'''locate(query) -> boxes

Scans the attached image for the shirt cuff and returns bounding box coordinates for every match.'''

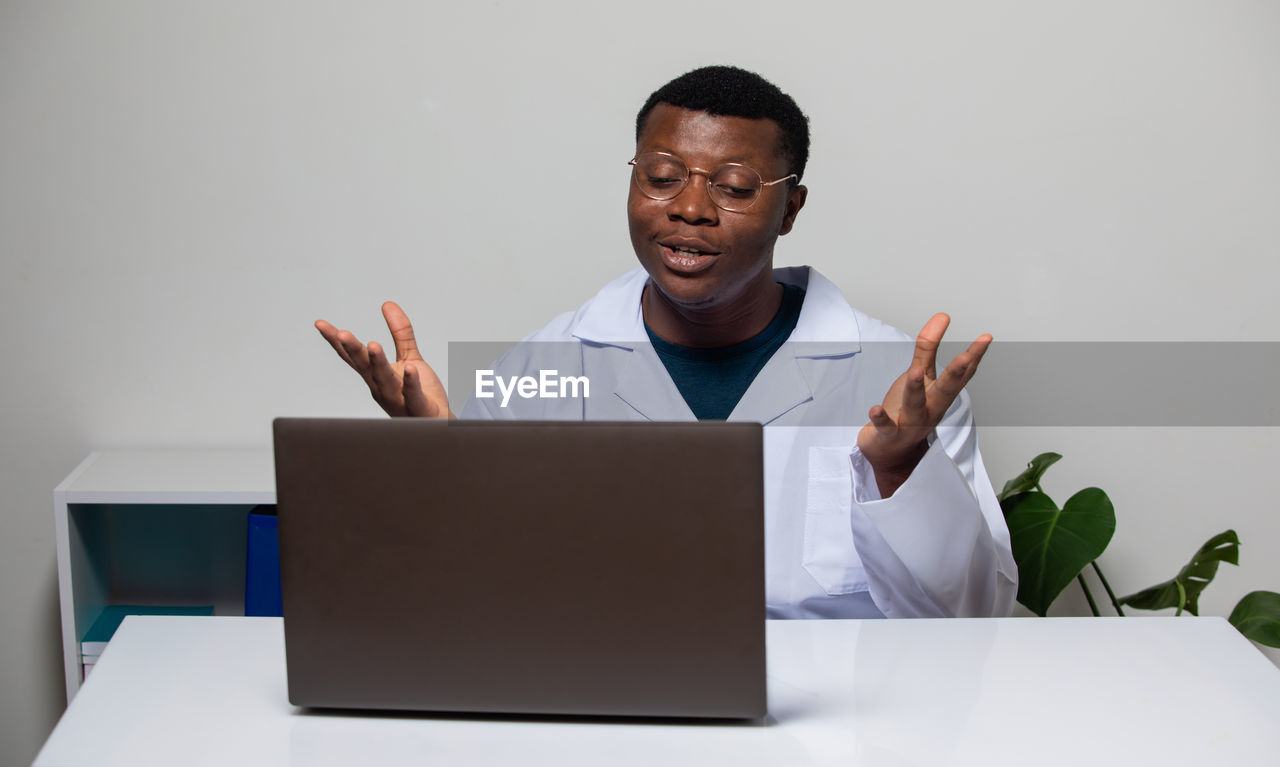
[849,432,940,505]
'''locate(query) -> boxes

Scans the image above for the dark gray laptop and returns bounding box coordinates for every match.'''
[272,418,765,718]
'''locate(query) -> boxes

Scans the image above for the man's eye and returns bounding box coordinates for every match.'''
[647,176,681,186]
[714,184,755,198]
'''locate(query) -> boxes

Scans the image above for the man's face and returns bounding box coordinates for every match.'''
[627,104,807,315]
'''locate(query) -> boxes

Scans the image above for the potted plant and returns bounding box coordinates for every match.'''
[999,452,1280,647]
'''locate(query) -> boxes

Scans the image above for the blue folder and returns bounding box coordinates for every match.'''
[245,507,282,617]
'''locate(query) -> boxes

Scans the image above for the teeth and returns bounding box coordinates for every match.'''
[669,250,707,268]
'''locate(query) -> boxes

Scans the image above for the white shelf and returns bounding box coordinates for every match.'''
[53,449,276,702]
[57,449,275,503]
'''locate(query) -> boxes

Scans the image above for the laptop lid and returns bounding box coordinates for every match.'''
[272,418,765,718]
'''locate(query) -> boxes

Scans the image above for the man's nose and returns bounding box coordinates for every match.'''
[666,171,719,225]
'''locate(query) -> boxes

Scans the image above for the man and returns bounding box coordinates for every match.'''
[317,66,1017,619]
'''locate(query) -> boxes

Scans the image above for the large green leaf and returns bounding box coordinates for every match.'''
[1118,530,1240,615]
[997,453,1062,504]
[1229,591,1280,648]
[1002,487,1115,616]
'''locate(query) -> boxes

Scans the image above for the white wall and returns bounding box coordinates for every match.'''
[3,1,1278,761]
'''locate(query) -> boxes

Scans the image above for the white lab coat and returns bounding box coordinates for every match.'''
[459,266,1017,618]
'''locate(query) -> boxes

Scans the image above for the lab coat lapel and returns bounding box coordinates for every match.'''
[611,344,696,421]
[570,268,694,421]
[728,352,814,425]
[729,267,863,425]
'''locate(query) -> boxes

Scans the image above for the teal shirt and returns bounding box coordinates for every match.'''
[644,283,806,420]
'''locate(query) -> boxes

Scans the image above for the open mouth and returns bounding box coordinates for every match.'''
[660,245,719,275]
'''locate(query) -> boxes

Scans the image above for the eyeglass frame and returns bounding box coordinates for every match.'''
[627,151,799,212]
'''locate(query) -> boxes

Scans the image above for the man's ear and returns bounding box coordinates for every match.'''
[778,184,808,236]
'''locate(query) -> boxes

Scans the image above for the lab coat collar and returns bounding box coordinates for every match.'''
[570,265,863,354]
[569,268,648,350]
[773,266,863,356]
[571,265,863,424]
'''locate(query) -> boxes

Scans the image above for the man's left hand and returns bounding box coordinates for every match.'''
[857,313,991,497]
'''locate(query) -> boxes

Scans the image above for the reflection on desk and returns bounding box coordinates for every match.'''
[35,615,1280,766]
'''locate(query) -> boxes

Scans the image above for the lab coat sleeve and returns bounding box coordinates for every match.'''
[846,391,1018,618]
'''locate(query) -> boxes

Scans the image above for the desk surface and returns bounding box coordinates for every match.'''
[35,616,1280,767]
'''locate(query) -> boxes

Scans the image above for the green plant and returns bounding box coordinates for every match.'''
[998,452,1280,648]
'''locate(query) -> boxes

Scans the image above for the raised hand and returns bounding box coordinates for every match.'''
[857,313,990,497]
[315,301,453,418]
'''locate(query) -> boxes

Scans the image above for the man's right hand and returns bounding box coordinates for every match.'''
[315,301,453,418]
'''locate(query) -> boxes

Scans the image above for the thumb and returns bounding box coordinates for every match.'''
[381,301,423,361]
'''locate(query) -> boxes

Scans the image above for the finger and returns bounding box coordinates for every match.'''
[382,301,423,362]
[933,352,973,404]
[402,366,432,417]
[931,334,993,410]
[911,313,951,381]
[961,334,992,380]
[315,318,338,340]
[315,320,357,367]
[325,326,375,376]
[867,404,897,435]
[367,341,402,403]
[898,367,929,427]
[940,333,993,391]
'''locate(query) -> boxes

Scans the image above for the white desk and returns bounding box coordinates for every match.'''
[35,616,1280,766]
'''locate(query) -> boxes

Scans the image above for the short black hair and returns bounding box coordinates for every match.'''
[635,65,810,182]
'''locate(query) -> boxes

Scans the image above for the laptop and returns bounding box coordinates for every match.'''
[272,418,766,719]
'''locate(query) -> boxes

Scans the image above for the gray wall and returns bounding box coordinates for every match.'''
[3,1,1278,762]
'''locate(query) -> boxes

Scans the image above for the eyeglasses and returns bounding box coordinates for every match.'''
[628,152,798,212]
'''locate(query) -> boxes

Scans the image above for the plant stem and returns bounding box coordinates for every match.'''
[1077,573,1101,617]
[1090,561,1125,616]
[1175,580,1186,617]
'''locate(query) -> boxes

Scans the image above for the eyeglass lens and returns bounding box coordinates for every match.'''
[631,153,764,212]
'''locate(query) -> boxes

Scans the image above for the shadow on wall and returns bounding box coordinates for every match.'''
[43,559,67,711]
